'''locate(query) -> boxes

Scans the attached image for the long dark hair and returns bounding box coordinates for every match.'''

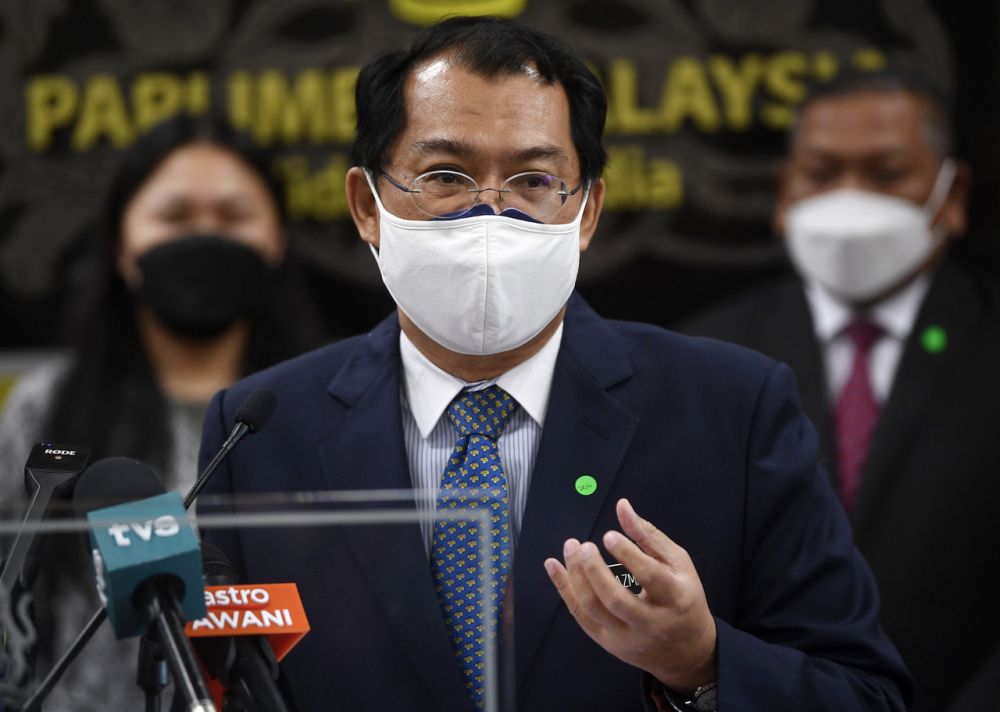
[43,114,329,472]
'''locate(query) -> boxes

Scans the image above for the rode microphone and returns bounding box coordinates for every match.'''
[184,389,276,509]
[0,444,90,597]
[77,457,214,712]
[2,445,89,704]
[185,543,309,712]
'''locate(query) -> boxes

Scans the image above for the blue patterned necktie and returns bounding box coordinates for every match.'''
[430,385,517,710]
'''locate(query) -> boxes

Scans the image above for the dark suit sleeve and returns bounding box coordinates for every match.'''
[713,363,913,711]
[195,388,247,580]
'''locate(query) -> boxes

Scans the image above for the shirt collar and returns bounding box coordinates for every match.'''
[804,273,932,343]
[399,323,564,439]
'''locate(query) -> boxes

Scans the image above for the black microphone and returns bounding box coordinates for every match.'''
[2,445,89,705]
[71,455,167,509]
[193,543,292,712]
[73,457,215,712]
[20,389,276,710]
[0,444,91,597]
[184,389,276,509]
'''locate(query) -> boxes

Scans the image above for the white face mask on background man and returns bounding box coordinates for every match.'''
[365,172,588,356]
[785,158,957,303]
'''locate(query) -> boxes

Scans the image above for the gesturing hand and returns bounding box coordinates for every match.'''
[543,498,717,694]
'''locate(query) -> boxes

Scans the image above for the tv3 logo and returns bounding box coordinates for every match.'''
[106,516,181,547]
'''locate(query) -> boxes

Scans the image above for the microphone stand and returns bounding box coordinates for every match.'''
[134,579,214,712]
[137,634,169,712]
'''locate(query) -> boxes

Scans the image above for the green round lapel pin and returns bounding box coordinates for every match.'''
[575,475,597,496]
[920,325,947,354]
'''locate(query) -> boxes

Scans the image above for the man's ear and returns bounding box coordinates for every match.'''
[578,177,605,252]
[346,166,381,249]
[938,159,972,241]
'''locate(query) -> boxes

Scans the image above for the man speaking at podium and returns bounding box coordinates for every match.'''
[199,16,912,711]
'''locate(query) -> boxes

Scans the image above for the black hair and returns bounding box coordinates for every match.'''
[351,15,608,183]
[43,114,329,473]
[794,68,954,157]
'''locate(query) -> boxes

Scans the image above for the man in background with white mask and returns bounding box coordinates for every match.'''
[685,70,1000,710]
[199,19,911,711]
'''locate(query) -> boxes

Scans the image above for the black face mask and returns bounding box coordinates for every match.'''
[135,233,273,339]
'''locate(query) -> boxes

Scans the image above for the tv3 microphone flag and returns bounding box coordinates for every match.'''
[87,491,205,638]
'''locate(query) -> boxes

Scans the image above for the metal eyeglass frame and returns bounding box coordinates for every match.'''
[380,169,585,219]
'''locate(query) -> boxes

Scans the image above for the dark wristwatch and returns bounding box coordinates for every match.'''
[661,682,717,712]
[686,683,717,711]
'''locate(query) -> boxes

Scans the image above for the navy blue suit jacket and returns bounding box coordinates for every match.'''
[199,295,912,711]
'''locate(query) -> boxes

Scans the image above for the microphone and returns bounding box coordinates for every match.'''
[1,444,89,702]
[76,457,214,712]
[0,444,91,597]
[77,459,203,635]
[185,543,309,712]
[19,389,276,709]
[184,389,276,509]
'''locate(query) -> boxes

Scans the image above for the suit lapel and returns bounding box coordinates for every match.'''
[316,313,472,709]
[513,296,639,689]
[853,259,981,539]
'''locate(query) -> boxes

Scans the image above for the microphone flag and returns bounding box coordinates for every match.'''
[86,492,205,638]
[186,583,309,708]
[186,583,310,661]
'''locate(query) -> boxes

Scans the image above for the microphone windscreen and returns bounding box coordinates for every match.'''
[234,388,277,433]
[72,456,164,517]
[200,542,236,586]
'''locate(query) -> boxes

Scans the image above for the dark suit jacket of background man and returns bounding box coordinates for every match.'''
[683,255,1000,711]
[199,295,911,712]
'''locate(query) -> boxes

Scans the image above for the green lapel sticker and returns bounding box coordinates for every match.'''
[921,326,947,354]
[575,475,597,496]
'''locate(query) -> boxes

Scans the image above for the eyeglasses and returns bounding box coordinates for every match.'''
[381,169,585,220]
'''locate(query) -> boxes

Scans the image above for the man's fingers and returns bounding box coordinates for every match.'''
[617,498,688,569]
[603,529,684,607]
[576,539,648,627]
[550,540,626,637]
[544,557,575,606]
[564,541,618,626]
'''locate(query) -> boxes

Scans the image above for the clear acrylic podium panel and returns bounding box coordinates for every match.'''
[0,489,507,712]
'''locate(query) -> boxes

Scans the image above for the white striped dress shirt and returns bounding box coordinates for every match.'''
[399,324,563,556]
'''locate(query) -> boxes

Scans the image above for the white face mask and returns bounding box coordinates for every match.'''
[365,172,588,356]
[785,159,956,303]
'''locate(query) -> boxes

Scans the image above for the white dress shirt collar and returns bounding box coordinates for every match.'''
[804,274,932,343]
[399,322,564,439]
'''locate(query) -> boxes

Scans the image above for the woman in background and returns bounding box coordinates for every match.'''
[0,114,329,709]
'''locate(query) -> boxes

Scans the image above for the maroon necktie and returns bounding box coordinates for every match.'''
[833,319,883,513]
